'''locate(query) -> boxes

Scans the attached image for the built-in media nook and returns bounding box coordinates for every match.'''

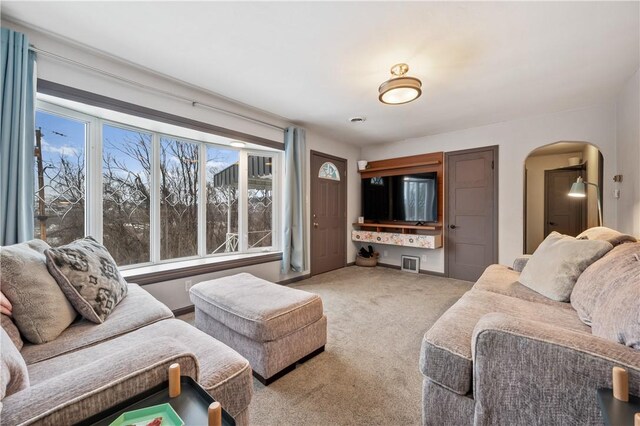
[353,152,444,249]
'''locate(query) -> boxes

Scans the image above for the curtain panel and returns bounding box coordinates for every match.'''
[1,28,36,246]
[282,127,307,273]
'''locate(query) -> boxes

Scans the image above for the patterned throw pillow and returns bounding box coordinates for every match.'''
[45,237,128,324]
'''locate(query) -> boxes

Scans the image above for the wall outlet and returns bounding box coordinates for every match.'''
[184,280,193,292]
[421,254,428,263]
[614,189,621,199]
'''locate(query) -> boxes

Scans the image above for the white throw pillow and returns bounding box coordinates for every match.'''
[519,232,613,302]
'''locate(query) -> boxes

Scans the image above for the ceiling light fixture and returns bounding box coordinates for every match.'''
[230,141,246,148]
[378,63,422,105]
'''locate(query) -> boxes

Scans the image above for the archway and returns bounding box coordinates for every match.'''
[523,141,604,254]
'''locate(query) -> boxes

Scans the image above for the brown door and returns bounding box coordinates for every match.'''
[544,169,586,237]
[310,151,347,276]
[446,147,498,282]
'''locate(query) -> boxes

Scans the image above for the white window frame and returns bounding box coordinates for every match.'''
[35,99,282,270]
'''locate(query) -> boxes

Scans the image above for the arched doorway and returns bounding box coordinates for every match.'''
[523,142,604,253]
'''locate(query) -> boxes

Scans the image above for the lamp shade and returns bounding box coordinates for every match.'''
[568,177,586,197]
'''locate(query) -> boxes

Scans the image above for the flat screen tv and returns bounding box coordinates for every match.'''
[362,172,437,223]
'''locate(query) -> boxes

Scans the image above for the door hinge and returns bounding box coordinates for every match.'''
[491,160,494,170]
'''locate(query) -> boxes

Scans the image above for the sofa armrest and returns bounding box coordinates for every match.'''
[511,255,532,272]
[2,337,199,425]
[471,313,640,426]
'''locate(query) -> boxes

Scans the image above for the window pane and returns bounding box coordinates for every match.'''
[34,111,86,246]
[247,154,273,248]
[160,137,199,259]
[206,147,239,254]
[102,125,152,266]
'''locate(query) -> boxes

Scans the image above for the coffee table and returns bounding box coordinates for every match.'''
[78,376,235,426]
[596,388,640,426]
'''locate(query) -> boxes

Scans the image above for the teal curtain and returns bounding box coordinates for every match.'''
[282,127,307,273]
[1,28,36,245]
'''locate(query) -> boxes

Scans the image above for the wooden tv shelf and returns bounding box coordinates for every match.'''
[353,223,442,233]
[358,160,441,174]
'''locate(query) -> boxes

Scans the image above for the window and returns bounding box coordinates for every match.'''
[102,124,152,266]
[34,111,87,246]
[247,154,273,249]
[160,137,199,260]
[318,161,340,181]
[206,146,239,254]
[34,99,280,268]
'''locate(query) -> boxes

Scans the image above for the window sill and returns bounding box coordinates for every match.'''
[121,252,283,285]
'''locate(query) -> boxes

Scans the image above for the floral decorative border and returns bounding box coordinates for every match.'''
[351,231,442,249]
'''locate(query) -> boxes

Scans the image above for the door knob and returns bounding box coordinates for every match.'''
[449,224,457,229]
[313,222,319,228]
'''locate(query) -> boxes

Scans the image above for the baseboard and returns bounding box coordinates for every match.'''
[278,274,311,285]
[172,305,194,317]
[346,262,356,266]
[376,262,446,277]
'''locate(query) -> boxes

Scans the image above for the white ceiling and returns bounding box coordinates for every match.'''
[3,2,639,146]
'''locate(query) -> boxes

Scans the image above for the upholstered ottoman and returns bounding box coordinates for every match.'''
[190,273,327,385]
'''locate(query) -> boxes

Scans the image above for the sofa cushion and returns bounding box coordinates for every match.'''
[1,314,23,351]
[571,242,640,325]
[1,328,29,400]
[46,236,128,324]
[589,248,640,348]
[190,272,323,342]
[21,284,172,365]
[27,319,252,418]
[519,232,612,302]
[576,226,637,247]
[473,264,568,306]
[420,289,590,395]
[0,239,78,344]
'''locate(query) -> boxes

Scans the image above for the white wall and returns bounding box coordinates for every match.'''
[3,19,360,308]
[615,69,640,236]
[361,104,618,270]
[524,151,583,253]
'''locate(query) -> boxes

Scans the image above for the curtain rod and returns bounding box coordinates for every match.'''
[29,45,287,132]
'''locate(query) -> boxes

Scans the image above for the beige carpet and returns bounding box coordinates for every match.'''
[181,266,472,425]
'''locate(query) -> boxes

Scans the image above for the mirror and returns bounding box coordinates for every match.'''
[524,142,604,254]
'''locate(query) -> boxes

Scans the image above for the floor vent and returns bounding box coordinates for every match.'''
[401,255,420,273]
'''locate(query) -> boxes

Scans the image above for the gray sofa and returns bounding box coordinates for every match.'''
[420,231,640,425]
[1,284,253,425]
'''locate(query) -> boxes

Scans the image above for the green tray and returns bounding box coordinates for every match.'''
[109,403,184,426]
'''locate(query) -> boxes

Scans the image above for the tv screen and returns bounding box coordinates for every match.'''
[362,172,437,223]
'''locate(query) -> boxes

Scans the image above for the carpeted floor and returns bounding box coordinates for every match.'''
[180,266,472,426]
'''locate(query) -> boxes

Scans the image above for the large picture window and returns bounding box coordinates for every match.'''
[34,100,280,269]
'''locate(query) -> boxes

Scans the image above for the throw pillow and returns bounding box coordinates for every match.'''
[1,327,30,400]
[519,232,613,302]
[0,240,77,344]
[571,242,640,325]
[45,237,128,324]
[1,314,23,351]
[590,255,640,348]
[576,226,637,247]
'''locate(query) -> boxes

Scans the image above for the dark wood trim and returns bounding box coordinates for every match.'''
[127,252,282,285]
[310,150,348,276]
[277,274,311,285]
[375,262,446,277]
[444,145,499,278]
[37,79,284,151]
[172,305,194,317]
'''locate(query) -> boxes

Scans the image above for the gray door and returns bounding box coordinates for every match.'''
[446,147,498,282]
[310,151,347,276]
[544,169,586,237]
